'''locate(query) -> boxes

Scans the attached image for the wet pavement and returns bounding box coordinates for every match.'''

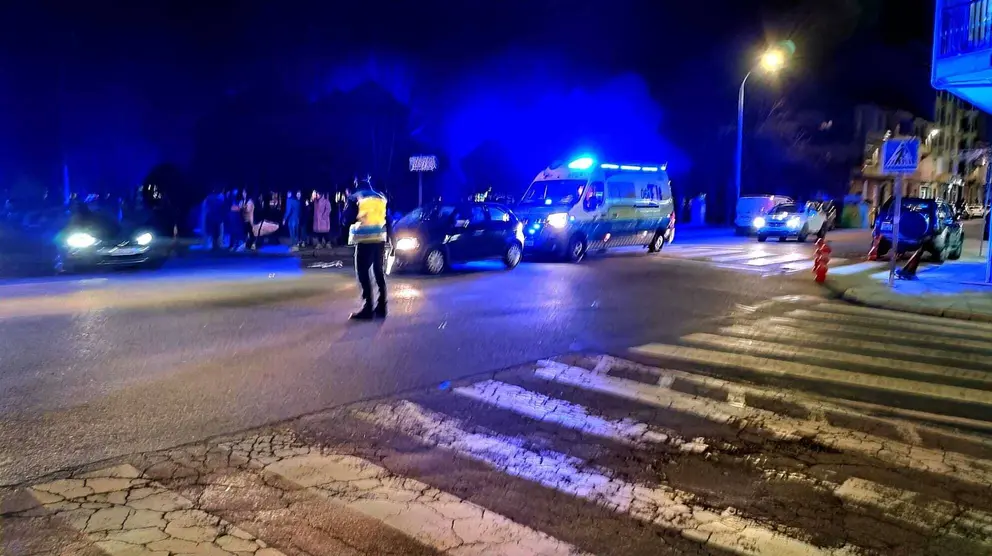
[1,239,991,555]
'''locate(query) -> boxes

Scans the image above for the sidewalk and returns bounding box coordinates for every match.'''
[824,239,992,321]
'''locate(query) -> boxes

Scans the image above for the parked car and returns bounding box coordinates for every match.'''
[753,201,827,242]
[873,197,963,262]
[964,204,988,219]
[735,195,793,235]
[389,202,525,275]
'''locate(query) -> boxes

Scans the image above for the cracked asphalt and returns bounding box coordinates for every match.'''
[1,241,991,555]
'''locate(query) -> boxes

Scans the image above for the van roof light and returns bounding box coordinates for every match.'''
[567,156,595,170]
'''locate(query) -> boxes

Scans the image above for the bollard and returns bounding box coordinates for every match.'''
[866,234,881,261]
[813,238,831,283]
[895,246,925,280]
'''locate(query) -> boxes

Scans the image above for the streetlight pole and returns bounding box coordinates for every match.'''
[734,71,752,210]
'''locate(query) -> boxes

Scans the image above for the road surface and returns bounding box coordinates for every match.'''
[1,226,990,555]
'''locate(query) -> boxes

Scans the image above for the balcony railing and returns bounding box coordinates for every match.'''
[938,0,992,57]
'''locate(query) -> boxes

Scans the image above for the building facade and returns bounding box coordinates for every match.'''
[851,94,988,208]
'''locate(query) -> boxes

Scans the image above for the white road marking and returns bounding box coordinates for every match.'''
[681,333,992,386]
[718,323,992,368]
[823,261,888,275]
[534,360,992,485]
[29,464,281,555]
[355,400,840,556]
[265,453,583,556]
[664,247,743,258]
[630,343,992,408]
[453,380,706,451]
[835,478,992,542]
[762,316,992,354]
[707,251,774,263]
[811,302,992,332]
[786,309,992,341]
[745,253,810,266]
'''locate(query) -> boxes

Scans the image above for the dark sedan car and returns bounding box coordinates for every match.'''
[389,202,525,274]
[873,197,963,262]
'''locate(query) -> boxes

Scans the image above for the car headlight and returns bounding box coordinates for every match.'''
[395,237,419,251]
[752,216,766,228]
[787,216,801,229]
[546,212,569,229]
[66,232,98,249]
[134,232,153,246]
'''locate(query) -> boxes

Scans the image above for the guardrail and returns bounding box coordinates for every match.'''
[938,0,992,57]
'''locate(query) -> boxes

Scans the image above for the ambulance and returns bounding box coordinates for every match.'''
[516,156,675,262]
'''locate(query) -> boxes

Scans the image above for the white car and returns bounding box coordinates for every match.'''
[753,201,827,242]
[964,204,987,219]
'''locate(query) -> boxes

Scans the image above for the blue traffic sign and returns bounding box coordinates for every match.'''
[881,138,920,174]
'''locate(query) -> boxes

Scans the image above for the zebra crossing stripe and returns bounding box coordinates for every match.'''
[786,309,992,341]
[534,360,992,485]
[665,247,743,258]
[707,251,774,263]
[812,302,992,332]
[264,452,583,556]
[821,260,887,275]
[717,324,992,369]
[28,464,282,555]
[354,400,841,556]
[630,343,992,408]
[744,253,810,266]
[681,333,992,386]
[834,478,992,541]
[763,316,992,354]
[453,379,707,452]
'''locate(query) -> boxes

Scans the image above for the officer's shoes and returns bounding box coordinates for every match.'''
[349,307,375,321]
[374,304,387,319]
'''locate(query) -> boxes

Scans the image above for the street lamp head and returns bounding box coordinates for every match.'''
[759,48,786,72]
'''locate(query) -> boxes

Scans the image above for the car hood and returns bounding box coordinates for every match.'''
[513,206,567,222]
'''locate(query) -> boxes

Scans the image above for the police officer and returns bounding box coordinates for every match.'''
[344,175,394,320]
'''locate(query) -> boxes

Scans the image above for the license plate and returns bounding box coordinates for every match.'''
[880,222,892,231]
[110,247,144,256]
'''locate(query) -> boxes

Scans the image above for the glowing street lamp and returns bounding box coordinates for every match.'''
[734,43,793,218]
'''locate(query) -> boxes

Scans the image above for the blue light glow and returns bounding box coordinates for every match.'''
[641,166,659,172]
[600,163,620,169]
[620,165,641,171]
[567,157,595,170]
[544,198,553,205]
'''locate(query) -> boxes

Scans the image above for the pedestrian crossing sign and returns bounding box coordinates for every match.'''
[881,137,920,174]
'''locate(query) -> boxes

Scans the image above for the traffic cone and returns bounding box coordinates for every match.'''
[896,247,925,280]
[866,235,880,261]
[813,239,831,283]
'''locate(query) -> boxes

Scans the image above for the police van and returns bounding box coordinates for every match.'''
[516,156,675,262]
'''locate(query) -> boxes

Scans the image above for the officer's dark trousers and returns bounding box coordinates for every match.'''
[355,242,387,308]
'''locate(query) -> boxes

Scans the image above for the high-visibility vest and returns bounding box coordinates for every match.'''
[348,190,388,244]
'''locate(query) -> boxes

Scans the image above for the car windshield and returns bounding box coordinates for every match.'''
[768,204,798,214]
[520,179,586,206]
[397,205,456,226]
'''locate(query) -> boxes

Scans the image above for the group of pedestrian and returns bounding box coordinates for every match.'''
[202,188,352,251]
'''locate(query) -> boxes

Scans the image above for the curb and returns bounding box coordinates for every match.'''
[821,275,992,323]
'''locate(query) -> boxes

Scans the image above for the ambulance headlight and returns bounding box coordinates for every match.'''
[395,237,419,251]
[546,213,569,229]
[752,216,766,229]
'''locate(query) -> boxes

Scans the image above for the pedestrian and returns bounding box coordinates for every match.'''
[313,191,331,248]
[344,175,394,320]
[283,189,300,251]
[227,189,242,249]
[239,190,256,250]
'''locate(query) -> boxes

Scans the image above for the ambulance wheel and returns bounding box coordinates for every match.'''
[566,235,586,263]
[648,232,665,253]
[757,235,768,242]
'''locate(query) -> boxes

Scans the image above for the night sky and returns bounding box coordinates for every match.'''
[0,0,937,204]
